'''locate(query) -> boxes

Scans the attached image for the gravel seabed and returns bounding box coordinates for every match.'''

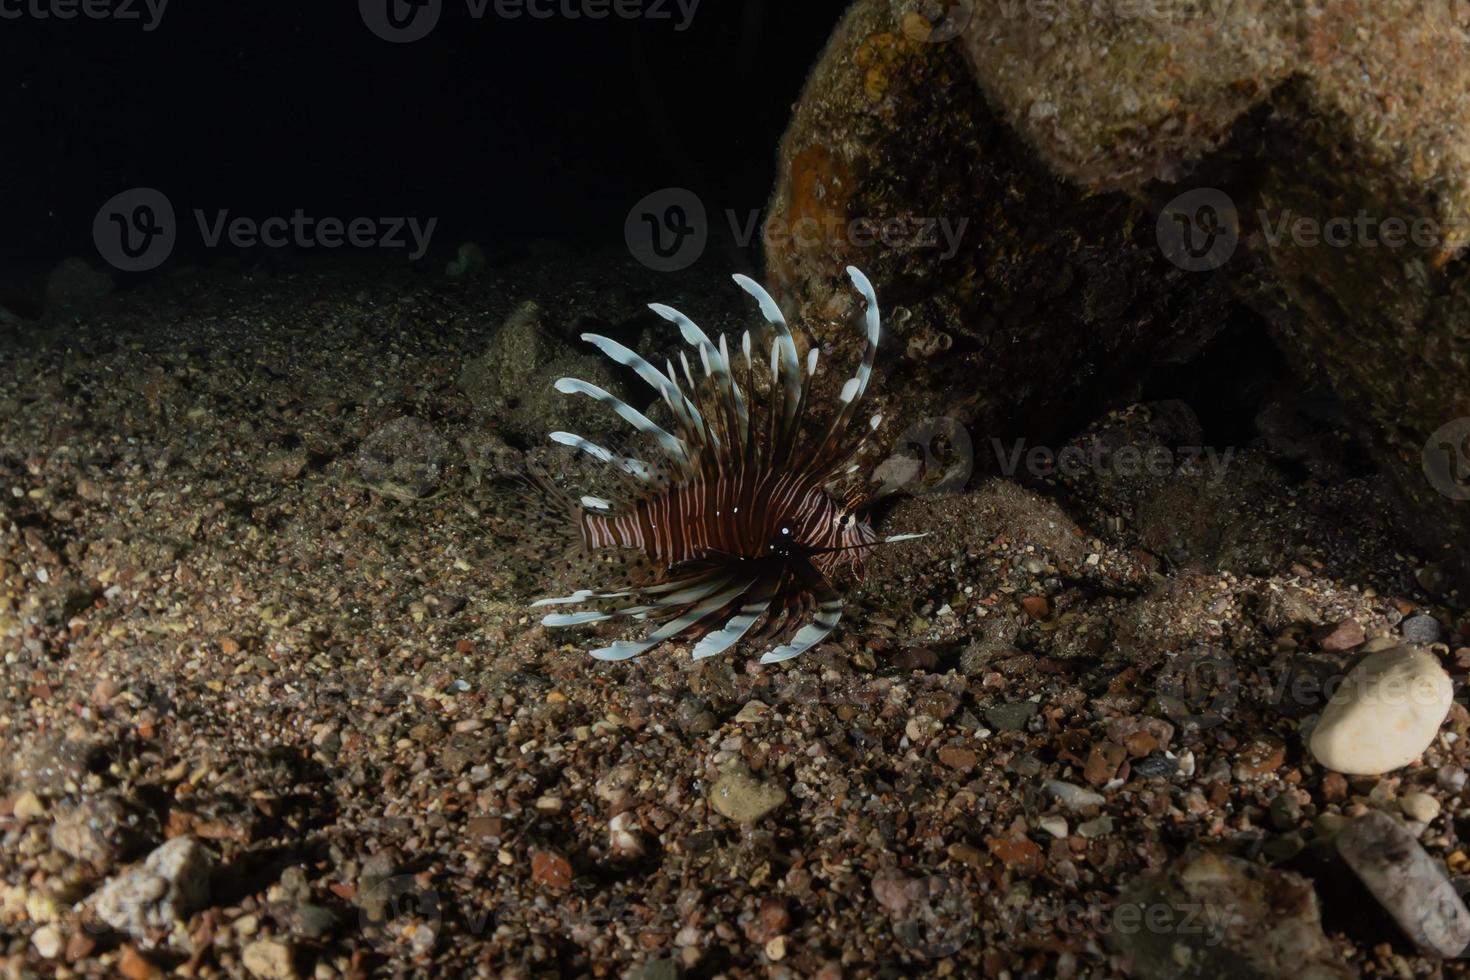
[2,251,1468,978]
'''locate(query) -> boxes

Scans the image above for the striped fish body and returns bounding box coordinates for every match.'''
[533,267,922,664]
[580,469,875,573]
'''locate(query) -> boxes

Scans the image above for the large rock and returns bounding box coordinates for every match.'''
[1109,851,1352,980]
[459,300,636,446]
[762,0,1236,449]
[1336,809,1470,958]
[771,0,1470,588]
[953,0,1470,587]
[1308,644,1453,776]
[93,835,212,941]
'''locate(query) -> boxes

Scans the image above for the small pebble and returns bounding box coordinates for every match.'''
[242,938,297,979]
[984,700,1038,732]
[1401,614,1441,644]
[1044,781,1106,811]
[1039,815,1069,838]
[12,791,45,821]
[709,771,786,823]
[1316,617,1365,652]
[1400,792,1442,824]
[31,924,63,959]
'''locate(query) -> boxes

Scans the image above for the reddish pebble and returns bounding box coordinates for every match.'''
[1234,736,1286,779]
[531,850,573,890]
[986,836,1045,875]
[892,646,939,671]
[1123,731,1158,758]
[1084,742,1127,787]
[1315,618,1365,652]
[1021,595,1051,620]
[938,746,978,771]
[118,945,161,980]
[745,898,790,942]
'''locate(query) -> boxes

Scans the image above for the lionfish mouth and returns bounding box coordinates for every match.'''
[529,266,926,664]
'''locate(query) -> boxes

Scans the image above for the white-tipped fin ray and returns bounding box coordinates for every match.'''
[691,579,777,660]
[548,431,652,481]
[760,597,843,664]
[554,377,688,462]
[733,273,802,434]
[591,577,756,661]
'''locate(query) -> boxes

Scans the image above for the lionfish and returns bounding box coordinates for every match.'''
[529,266,924,663]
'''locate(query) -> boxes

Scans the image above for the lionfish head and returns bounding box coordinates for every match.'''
[529,266,926,664]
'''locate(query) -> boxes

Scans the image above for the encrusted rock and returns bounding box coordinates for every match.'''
[774,0,1470,588]
[93,836,212,941]
[1110,851,1352,980]
[1337,810,1470,958]
[709,770,786,824]
[763,0,1235,453]
[459,300,634,443]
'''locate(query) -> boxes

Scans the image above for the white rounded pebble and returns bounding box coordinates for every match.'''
[1400,791,1442,824]
[31,924,63,959]
[1308,645,1453,776]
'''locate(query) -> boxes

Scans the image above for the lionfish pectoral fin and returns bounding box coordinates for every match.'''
[691,577,779,660]
[590,576,757,661]
[548,431,653,481]
[759,595,843,664]
[531,589,606,608]
[538,574,729,627]
[577,334,706,439]
[553,377,689,463]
